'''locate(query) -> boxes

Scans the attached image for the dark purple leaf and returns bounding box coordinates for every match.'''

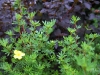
[40,9,47,13]
[54,29,61,36]
[89,13,95,20]
[74,5,81,12]
[94,1,100,4]
[84,2,91,9]
[65,5,71,10]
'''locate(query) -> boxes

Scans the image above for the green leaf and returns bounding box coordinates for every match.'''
[15,13,22,20]
[0,62,12,71]
[28,12,36,19]
[5,30,14,36]
[67,27,76,33]
[30,20,41,27]
[70,15,80,24]
[0,38,8,47]
[42,19,56,28]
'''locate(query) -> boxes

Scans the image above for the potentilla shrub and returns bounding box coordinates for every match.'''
[0,9,57,75]
[57,15,100,75]
[0,0,57,75]
[0,0,100,75]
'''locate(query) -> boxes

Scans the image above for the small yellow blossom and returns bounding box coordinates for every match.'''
[13,50,25,60]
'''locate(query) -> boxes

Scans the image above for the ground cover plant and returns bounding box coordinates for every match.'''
[0,0,100,75]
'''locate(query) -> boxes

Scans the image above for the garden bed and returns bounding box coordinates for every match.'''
[0,0,100,75]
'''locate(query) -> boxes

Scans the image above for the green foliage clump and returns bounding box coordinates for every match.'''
[0,0,56,75]
[0,10,57,74]
[0,0,100,75]
[57,15,100,75]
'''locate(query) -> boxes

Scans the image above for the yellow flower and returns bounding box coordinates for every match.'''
[13,50,25,60]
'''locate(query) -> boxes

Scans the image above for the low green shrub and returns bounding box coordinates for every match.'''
[0,0,100,75]
[57,15,100,75]
[0,9,57,74]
